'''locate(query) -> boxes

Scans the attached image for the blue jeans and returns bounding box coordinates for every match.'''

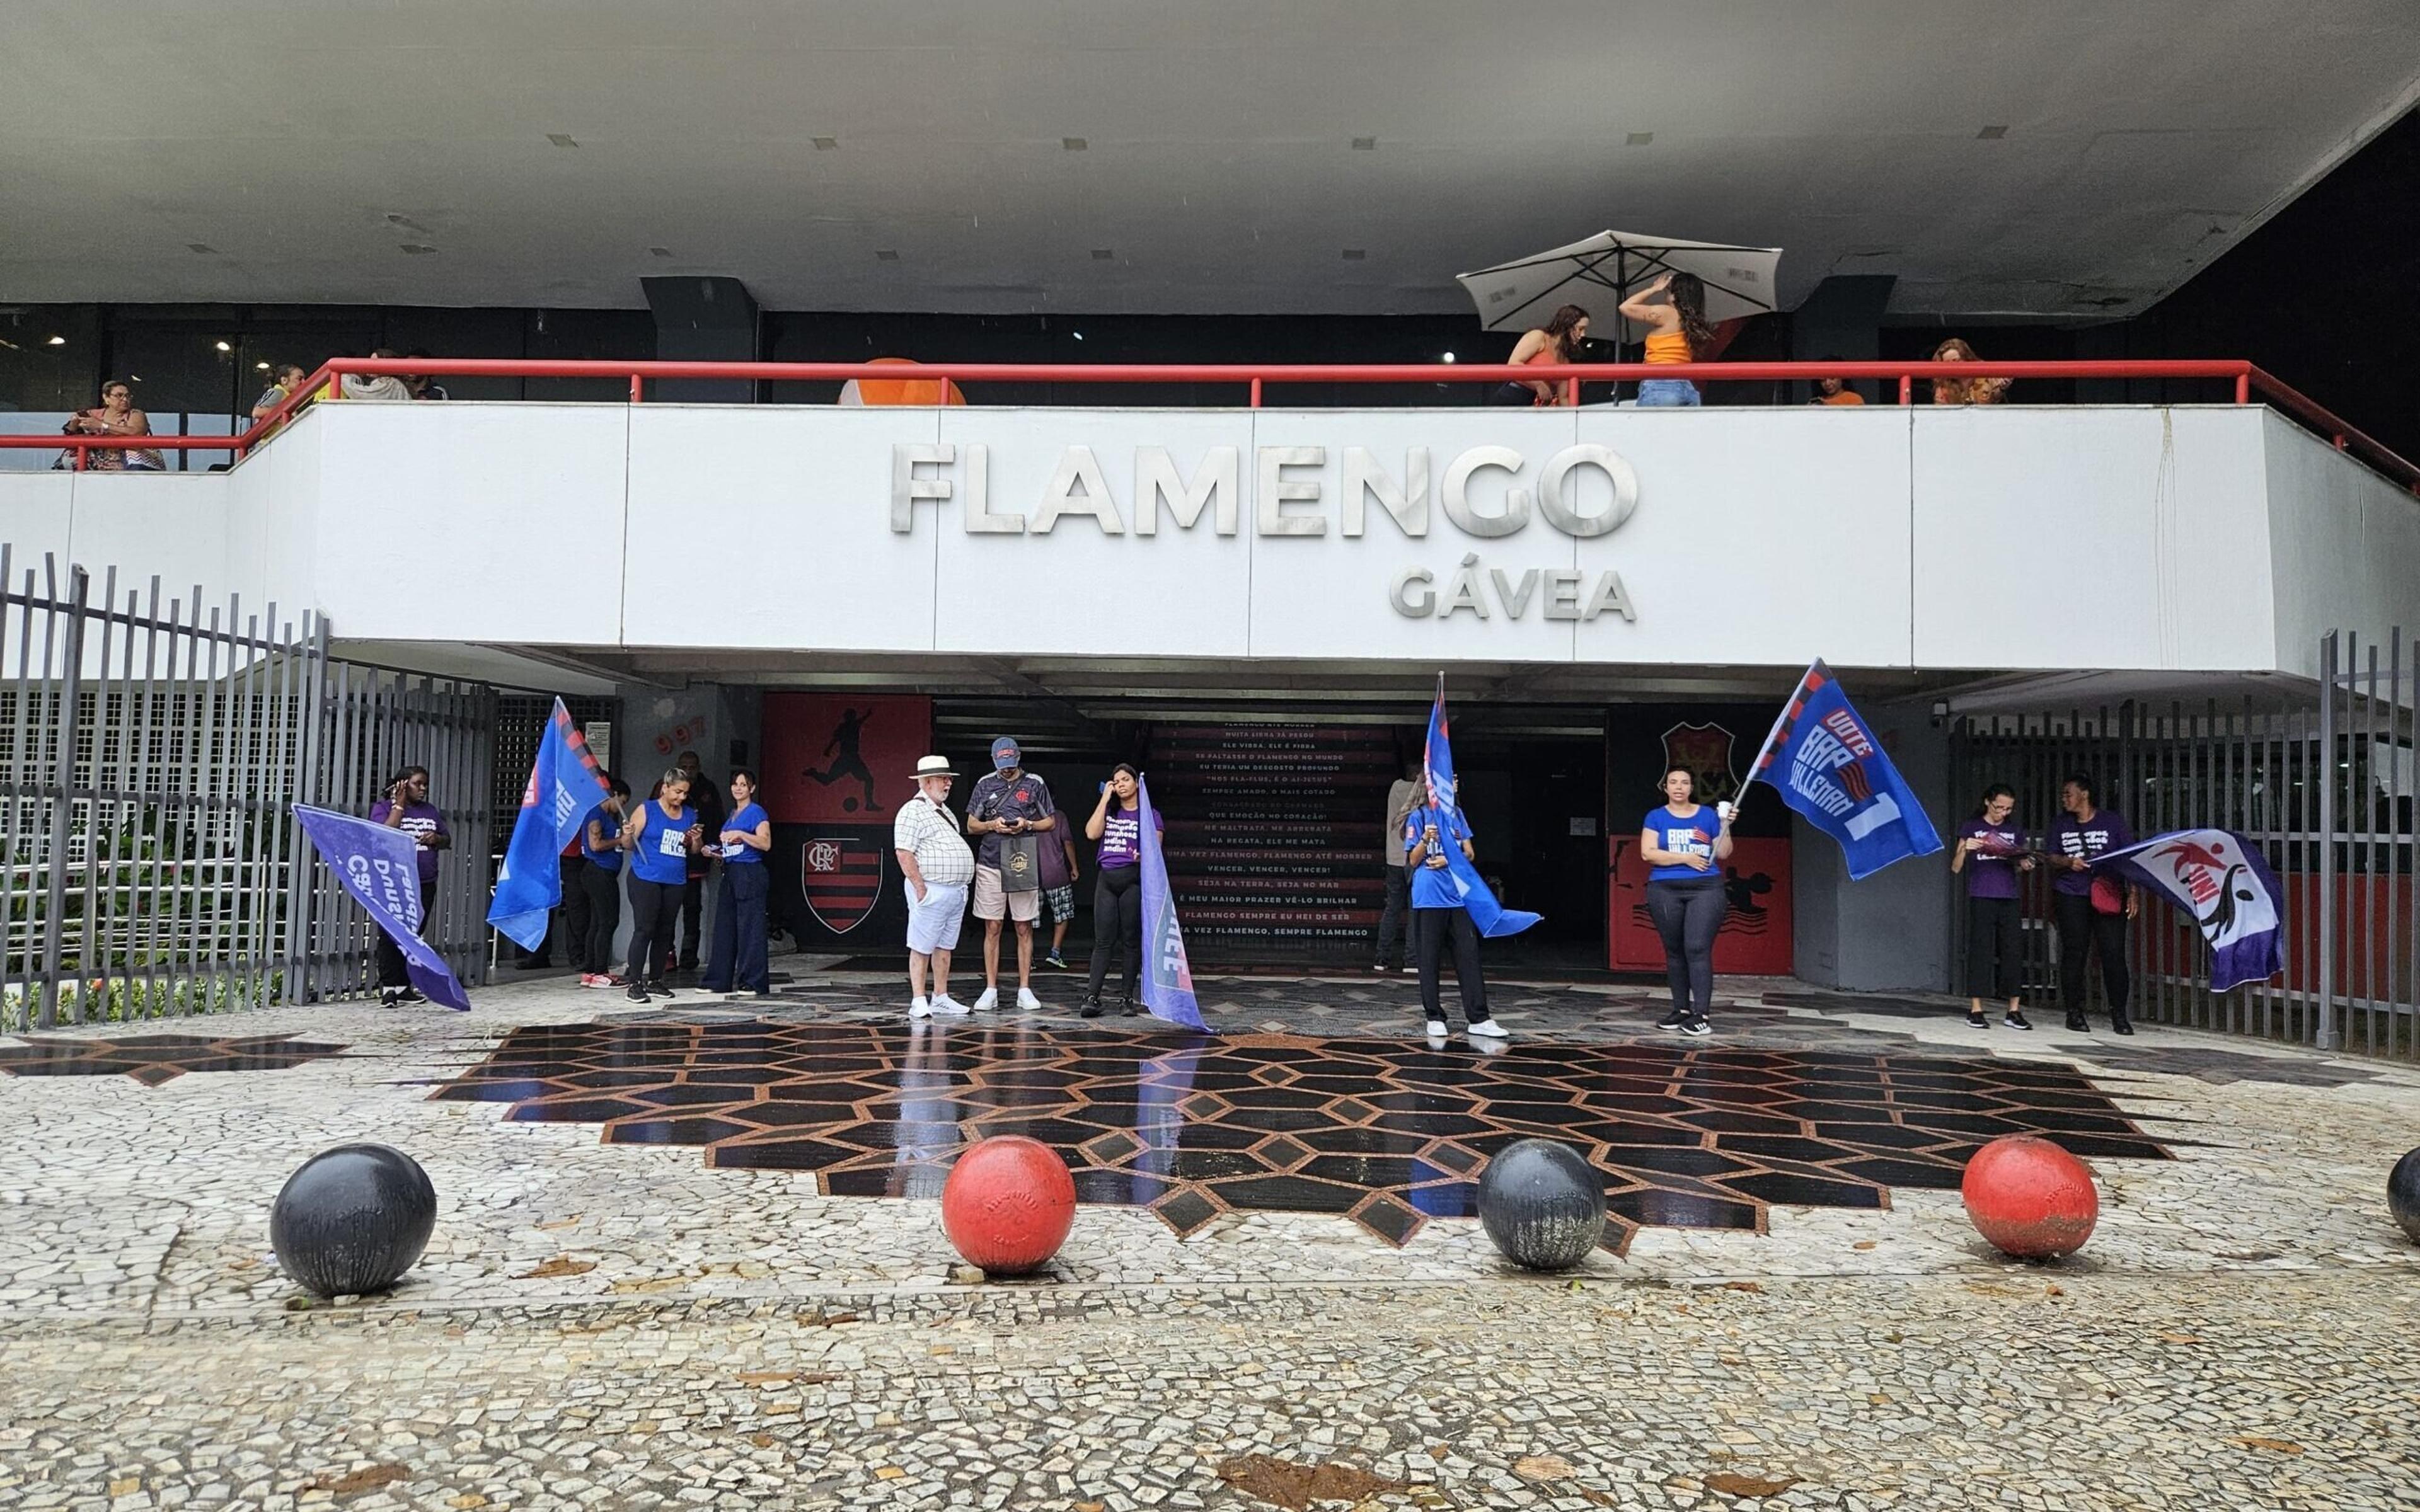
[1635,379,1701,407]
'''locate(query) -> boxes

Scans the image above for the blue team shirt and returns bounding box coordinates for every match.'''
[1403,806,1473,908]
[1644,805,1722,884]
[581,802,623,874]
[719,801,768,864]
[629,799,694,885]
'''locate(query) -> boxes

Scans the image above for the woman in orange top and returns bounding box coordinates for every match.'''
[1618,272,1715,406]
[1930,338,2012,406]
[1488,304,1589,406]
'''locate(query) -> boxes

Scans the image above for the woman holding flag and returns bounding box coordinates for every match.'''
[1640,767,1730,1036]
[619,767,704,1003]
[1078,764,1160,1019]
[1405,778,1510,1042]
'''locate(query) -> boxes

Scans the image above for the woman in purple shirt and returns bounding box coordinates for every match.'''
[2048,772,2138,1034]
[1949,784,2034,1030]
[1078,764,1161,1019]
[368,765,451,1007]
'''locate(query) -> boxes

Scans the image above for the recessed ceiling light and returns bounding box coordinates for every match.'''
[812,137,839,151]
[1351,136,1376,151]
[1091,248,1114,260]
[214,340,231,352]
[875,249,899,261]
[255,362,270,370]
[1341,249,1366,260]
[399,244,437,255]
[1061,137,1088,151]
[1441,352,1456,364]
[1071,331,1085,341]
[46,335,66,346]
[1977,124,2008,139]
[187,243,217,255]
[1626,131,1654,146]
[649,246,672,258]
[547,133,579,148]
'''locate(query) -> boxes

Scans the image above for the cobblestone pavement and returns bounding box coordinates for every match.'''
[3,971,2418,1509]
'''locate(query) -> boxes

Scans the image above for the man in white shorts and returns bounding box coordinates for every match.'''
[965,735,1056,1012]
[892,754,974,1020]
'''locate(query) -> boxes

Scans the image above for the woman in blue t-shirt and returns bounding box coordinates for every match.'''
[1949,783,2035,1031]
[1403,781,1509,1041]
[1640,766,1732,1036]
[618,767,703,1002]
[703,769,774,997]
[1080,764,1162,1018]
[577,776,630,986]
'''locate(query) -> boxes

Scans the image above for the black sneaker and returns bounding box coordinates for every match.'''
[1966,1008,1990,1029]
[2004,1011,2034,1031]
[2111,1014,2135,1036]
[2065,1013,2090,1033]
[1078,995,1105,1019]
[1119,996,1141,1017]
[1679,1013,1714,1038]
[1656,1007,1690,1031]
[647,982,674,998]
[379,988,402,1008]
[626,983,649,1004]
[393,987,426,1005]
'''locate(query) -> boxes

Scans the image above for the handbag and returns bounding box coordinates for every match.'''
[2089,874,2126,915]
[998,832,1042,893]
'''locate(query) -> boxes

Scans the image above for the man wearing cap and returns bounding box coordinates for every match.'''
[893,755,974,1020]
[965,736,1056,1012]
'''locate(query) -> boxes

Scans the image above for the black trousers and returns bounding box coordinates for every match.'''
[704,862,770,993]
[377,882,436,988]
[1965,894,2022,1000]
[518,852,588,967]
[626,876,681,984]
[1374,866,1411,968]
[1087,866,1143,1001]
[1646,877,1725,1016]
[1412,905,1487,1025]
[580,862,623,975]
[677,874,708,967]
[2054,892,2131,1018]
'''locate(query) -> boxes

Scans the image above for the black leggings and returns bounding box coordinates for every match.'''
[580,863,623,975]
[1966,893,2022,1001]
[1646,878,1725,1016]
[2054,892,2131,1018]
[626,876,680,984]
[377,881,435,988]
[1412,905,1487,1025]
[1087,866,1143,1002]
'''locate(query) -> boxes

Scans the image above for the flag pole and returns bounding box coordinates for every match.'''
[1731,660,1821,814]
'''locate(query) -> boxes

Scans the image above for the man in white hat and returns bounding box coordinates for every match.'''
[892,755,974,1019]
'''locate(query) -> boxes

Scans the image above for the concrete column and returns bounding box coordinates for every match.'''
[1789,696,1956,993]
[1789,275,1896,405]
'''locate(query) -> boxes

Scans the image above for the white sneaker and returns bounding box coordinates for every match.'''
[1424,1019,1449,1039]
[1465,1018,1510,1040]
[971,987,1000,1012]
[909,996,931,1019]
[931,993,970,1016]
[1015,986,1042,1012]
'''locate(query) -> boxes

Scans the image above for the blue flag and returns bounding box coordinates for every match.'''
[294,803,471,1011]
[487,700,611,950]
[1134,774,1209,1031]
[1747,660,1942,879]
[2091,829,2284,992]
[1421,676,1541,937]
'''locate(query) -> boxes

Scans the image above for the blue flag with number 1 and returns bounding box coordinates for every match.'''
[1748,660,1942,880]
[487,699,611,950]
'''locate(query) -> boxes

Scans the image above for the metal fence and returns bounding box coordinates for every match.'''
[0,550,497,1033]
[1953,633,2417,1062]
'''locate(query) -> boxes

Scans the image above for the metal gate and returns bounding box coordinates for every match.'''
[1952,631,2417,1062]
[0,551,497,1033]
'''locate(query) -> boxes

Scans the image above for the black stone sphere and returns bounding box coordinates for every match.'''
[2392,1147,2420,1245]
[1477,1138,1608,1271]
[269,1143,437,1298]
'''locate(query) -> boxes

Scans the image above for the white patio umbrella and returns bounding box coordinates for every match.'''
[1456,229,1784,335]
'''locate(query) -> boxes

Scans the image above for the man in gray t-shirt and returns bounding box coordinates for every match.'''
[964,735,1057,1012]
[1374,761,1423,973]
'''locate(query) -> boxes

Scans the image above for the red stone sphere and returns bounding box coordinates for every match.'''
[1961,1134,2100,1259]
[940,1135,1077,1275]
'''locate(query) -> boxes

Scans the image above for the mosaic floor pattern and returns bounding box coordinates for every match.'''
[0,1033,349,1086]
[430,1020,2177,1252]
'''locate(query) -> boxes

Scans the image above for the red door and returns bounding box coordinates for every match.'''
[1607,834,1794,975]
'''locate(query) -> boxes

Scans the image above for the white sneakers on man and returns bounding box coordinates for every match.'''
[1465,1019,1510,1040]
[931,993,970,1016]
[1015,986,1043,1011]
[909,997,931,1019]
[971,987,1000,1012]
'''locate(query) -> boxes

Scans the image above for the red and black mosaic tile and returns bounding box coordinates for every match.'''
[0,1033,350,1087]
[430,1020,2177,1252]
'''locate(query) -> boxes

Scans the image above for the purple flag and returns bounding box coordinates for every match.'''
[294,803,471,1011]
[1134,775,1207,1031]
[2089,828,2284,993]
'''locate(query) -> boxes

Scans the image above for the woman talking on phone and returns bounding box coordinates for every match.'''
[619,767,703,1004]
[1640,766,1731,1036]
[1078,764,1161,1018]
[369,765,450,1007]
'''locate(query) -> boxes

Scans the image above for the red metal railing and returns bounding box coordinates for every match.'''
[7,357,2415,492]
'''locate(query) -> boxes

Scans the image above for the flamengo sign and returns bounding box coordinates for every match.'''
[888,442,1643,623]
